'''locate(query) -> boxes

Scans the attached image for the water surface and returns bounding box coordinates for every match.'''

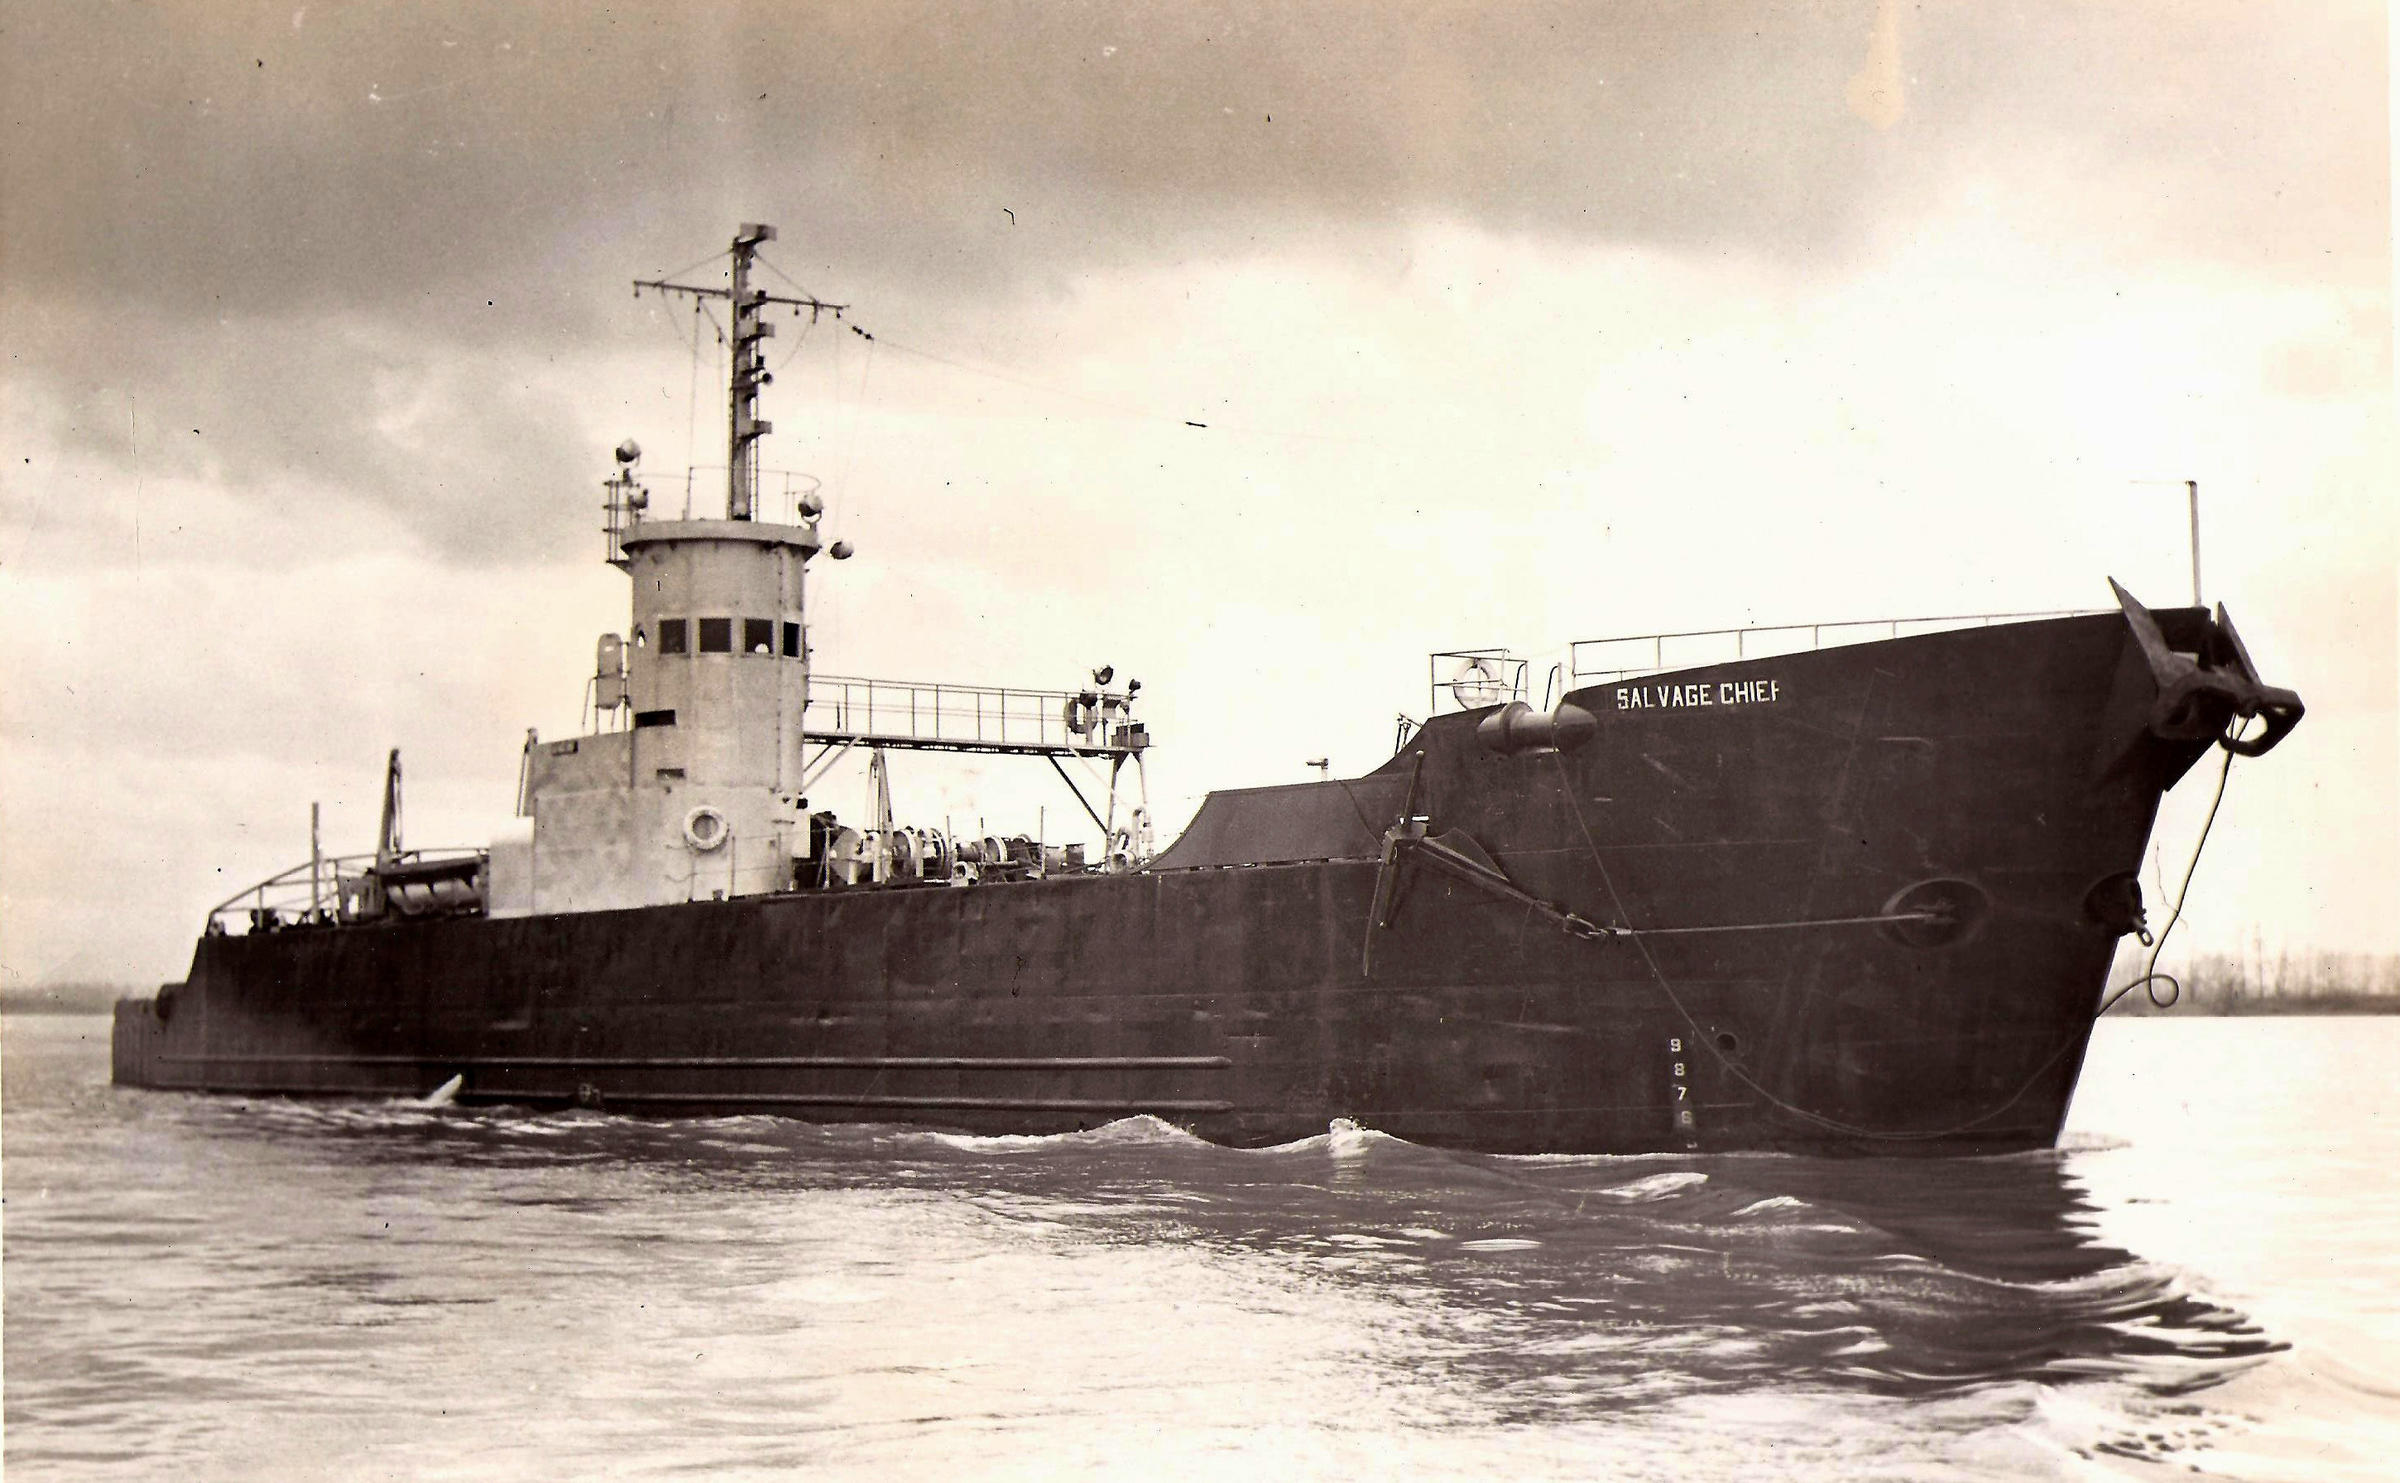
[6,1014,2396,1480]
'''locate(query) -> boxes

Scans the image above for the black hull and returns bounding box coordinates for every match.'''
[116,612,2232,1155]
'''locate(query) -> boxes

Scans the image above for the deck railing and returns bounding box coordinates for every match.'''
[1566,607,2107,687]
[1427,649,1530,716]
[205,848,487,935]
[671,467,823,526]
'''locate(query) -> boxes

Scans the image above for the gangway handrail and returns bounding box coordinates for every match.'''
[803,673,1146,757]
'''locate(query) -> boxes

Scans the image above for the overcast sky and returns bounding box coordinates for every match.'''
[3,1,2392,985]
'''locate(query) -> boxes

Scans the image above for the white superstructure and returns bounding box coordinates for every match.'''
[485,223,1151,919]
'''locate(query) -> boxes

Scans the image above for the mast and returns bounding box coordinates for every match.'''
[726,223,771,521]
[634,223,846,520]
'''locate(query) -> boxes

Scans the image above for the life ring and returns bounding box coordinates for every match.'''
[1063,692,1099,737]
[682,806,730,852]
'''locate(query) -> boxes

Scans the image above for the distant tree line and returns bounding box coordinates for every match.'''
[2106,946,2400,1016]
[0,981,139,1015]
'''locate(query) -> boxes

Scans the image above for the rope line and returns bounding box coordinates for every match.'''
[1543,753,2091,1144]
[1330,776,1383,849]
[1633,912,1937,937]
[2097,723,2244,1016]
[1393,842,1944,942]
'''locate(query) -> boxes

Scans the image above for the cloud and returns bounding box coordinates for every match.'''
[8,2,2378,568]
[6,302,609,567]
[6,1,2381,333]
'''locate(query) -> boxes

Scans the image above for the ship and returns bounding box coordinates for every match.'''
[112,224,2306,1156]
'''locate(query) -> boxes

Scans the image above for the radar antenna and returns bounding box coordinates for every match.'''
[633,224,847,521]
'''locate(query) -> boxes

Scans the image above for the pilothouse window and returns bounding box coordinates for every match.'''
[744,618,774,655]
[657,619,687,654]
[782,621,801,659]
[698,618,732,653]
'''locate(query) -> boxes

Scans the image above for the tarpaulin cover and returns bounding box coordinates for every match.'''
[1148,775,1409,870]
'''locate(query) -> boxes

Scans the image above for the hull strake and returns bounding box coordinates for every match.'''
[117,612,2215,1155]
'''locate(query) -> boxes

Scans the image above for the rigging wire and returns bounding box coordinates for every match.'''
[835,332,875,510]
[853,329,1155,418]
[841,322,1385,451]
[677,293,730,444]
[669,244,1394,480]
[755,253,824,311]
[769,312,818,375]
[651,245,732,287]
[815,324,848,658]
[729,249,1386,451]
[685,298,706,476]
